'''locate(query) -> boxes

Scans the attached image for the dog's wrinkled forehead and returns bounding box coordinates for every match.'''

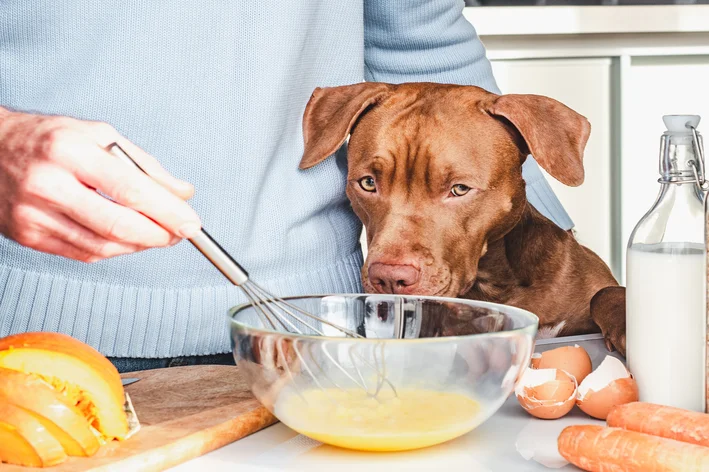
[347,89,523,190]
[300,82,590,189]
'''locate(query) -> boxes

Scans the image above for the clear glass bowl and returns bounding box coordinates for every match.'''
[229,294,538,452]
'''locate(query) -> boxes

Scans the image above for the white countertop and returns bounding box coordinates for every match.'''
[479,31,709,59]
[464,5,709,36]
[459,6,709,61]
[170,335,622,472]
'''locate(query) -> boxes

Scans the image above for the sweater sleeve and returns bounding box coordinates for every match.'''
[363,0,499,93]
[363,0,575,231]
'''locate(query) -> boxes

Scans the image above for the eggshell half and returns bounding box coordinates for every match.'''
[530,353,542,369]
[531,345,593,384]
[576,356,639,420]
[516,368,578,420]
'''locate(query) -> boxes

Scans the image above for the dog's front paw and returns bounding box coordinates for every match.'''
[601,324,626,357]
[590,286,626,357]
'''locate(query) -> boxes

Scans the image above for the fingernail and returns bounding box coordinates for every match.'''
[179,222,201,238]
[175,181,195,200]
[175,179,193,191]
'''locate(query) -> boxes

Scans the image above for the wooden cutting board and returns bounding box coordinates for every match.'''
[1,365,278,472]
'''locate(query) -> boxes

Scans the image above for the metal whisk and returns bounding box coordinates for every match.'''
[109,144,400,401]
[108,143,362,339]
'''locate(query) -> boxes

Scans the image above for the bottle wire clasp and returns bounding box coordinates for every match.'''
[687,124,709,192]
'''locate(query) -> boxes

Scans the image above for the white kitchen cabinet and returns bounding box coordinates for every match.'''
[620,55,709,278]
[491,58,614,270]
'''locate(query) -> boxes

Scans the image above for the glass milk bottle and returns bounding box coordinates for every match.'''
[626,115,706,412]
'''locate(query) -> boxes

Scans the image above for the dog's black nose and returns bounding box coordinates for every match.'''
[368,263,420,294]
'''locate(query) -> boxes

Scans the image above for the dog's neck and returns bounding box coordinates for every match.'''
[464,202,573,303]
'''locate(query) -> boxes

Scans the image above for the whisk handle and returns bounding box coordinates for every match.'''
[186,230,250,286]
[106,143,249,286]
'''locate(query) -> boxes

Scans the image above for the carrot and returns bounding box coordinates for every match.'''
[607,402,709,447]
[557,425,709,472]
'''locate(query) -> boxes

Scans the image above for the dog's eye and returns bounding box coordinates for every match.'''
[359,176,376,192]
[450,184,471,197]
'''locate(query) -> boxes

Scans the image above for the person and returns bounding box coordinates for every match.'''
[0,1,573,373]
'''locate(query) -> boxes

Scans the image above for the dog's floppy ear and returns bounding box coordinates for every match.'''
[300,82,391,170]
[480,93,590,187]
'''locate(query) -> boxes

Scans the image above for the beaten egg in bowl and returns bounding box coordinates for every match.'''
[275,387,481,452]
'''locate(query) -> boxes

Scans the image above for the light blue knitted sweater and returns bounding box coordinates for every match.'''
[0,1,572,357]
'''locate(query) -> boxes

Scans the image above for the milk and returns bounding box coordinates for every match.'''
[626,243,706,412]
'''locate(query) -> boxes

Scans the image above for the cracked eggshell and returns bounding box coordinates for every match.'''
[530,353,542,369]
[515,368,578,420]
[530,345,593,384]
[576,355,638,420]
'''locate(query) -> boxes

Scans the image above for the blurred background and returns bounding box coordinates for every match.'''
[466,1,709,5]
[462,2,709,283]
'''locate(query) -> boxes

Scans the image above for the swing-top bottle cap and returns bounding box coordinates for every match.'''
[658,115,703,183]
[662,115,701,134]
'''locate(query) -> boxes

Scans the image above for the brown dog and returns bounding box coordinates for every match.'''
[299,82,626,355]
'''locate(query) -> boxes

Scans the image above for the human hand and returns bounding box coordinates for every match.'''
[0,108,201,262]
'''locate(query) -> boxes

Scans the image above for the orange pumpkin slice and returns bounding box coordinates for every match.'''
[0,332,128,440]
[0,367,100,456]
[0,401,67,467]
